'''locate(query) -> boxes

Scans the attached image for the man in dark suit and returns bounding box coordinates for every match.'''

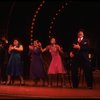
[70,29,93,89]
[0,35,8,84]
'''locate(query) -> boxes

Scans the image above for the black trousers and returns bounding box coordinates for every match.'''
[0,61,7,82]
[71,56,93,88]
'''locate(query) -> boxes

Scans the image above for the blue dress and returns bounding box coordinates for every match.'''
[7,48,23,76]
[30,47,46,80]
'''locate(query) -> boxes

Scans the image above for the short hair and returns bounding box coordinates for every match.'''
[78,28,85,33]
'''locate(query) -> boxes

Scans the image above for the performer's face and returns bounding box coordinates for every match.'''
[50,38,56,44]
[33,41,38,47]
[13,40,19,46]
[78,31,84,38]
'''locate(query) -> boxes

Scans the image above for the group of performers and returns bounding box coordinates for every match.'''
[0,29,93,89]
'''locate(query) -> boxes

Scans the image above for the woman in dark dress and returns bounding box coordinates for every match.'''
[6,39,24,85]
[29,40,46,86]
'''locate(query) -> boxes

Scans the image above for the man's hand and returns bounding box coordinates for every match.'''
[73,44,80,49]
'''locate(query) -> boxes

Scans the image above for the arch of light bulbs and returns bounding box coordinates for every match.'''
[30,0,45,44]
[48,2,68,38]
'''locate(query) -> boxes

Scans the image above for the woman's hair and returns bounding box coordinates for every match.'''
[50,37,56,44]
[12,38,21,46]
[78,28,85,33]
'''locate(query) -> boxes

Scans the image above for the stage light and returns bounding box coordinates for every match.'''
[56,13,58,16]
[30,34,33,37]
[51,22,54,24]
[32,23,34,25]
[34,15,37,18]
[30,0,45,41]
[65,2,68,6]
[31,26,33,29]
[62,5,64,9]
[36,11,39,14]
[49,36,51,38]
[30,30,33,33]
[53,17,55,20]
[38,7,41,10]
[58,9,61,12]
[40,4,43,7]
[49,31,51,33]
[31,38,33,41]
[50,26,52,29]
[33,18,35,21]
[42,0,45,3]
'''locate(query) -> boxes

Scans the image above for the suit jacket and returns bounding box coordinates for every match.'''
[71,38,90,61]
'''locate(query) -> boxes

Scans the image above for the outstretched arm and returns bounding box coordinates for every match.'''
[8,45,13,54]
[41,48,47,52]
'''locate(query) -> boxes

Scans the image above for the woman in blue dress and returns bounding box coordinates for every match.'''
[6,39,24,85]
[29,40,46,86]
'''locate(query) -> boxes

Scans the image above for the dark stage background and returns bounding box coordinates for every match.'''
[0,0,100,79]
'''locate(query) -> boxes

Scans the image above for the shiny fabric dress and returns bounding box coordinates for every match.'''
[30,47,46,80]
[47,45,66,74]
[7,48,23,76]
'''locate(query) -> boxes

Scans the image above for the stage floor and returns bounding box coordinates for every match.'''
[0,70,100,99]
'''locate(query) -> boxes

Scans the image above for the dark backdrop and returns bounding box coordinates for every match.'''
[0,1,100,79]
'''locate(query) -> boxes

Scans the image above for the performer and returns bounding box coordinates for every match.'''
[42,38,66,87]
[0,35,8,84]
[6,39,24,85]
[70,29,93,89]
[29,40,46,86]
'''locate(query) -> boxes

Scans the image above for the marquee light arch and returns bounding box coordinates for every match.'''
[48,2,68,38]
[30,0,45,44]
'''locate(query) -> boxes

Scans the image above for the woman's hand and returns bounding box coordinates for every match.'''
[29,45,33,50]
[73,44,80,49]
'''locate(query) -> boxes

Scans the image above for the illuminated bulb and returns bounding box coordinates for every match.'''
[33,18,35,21]
[49,36,51,38]
[50,26,52,29]
[49,31,51,33]
[51,21,54,24]
[31,26,33,29]
[31,30,33,33]
[40,4,43,7]
[53,17,55,20]
[32,23,34,25]
[30,34,33,37]
[38,7,41,10]
[62,5,64,9]
[42,0,45,3]
[34,15,37,18]
[65,2,68,6]
[31,38,33,41]
[36,11,39,14]
[56,13,58,16]
[58,9,61,12]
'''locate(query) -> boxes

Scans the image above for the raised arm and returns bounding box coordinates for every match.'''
[8,45,13,54]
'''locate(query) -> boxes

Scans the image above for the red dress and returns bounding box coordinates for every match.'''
[47,45,66,74]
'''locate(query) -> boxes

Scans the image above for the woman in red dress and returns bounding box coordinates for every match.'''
[42,38,66,87]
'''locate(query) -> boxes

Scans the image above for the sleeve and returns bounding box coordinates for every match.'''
[80,39,90,52]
